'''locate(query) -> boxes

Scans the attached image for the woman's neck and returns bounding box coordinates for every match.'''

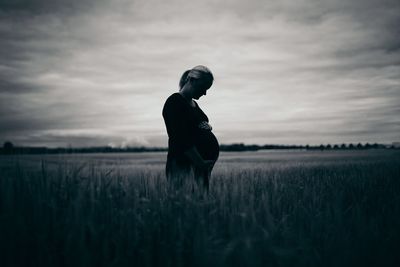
[178,91,196,107]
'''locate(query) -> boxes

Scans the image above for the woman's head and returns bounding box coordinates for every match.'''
[179,65,214,99]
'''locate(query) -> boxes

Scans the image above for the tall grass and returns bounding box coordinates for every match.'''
[1,156,400,267]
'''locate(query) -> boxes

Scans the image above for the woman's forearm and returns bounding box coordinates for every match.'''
[184,146,206,168]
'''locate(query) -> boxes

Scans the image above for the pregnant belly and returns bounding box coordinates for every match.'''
[194,130,219,161]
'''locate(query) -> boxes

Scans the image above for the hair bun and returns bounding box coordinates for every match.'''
[188,65,212,79]
[192,65,211,73]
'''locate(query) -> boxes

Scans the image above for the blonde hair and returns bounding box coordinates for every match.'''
[179,65,214,89]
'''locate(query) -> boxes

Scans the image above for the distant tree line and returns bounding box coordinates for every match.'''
[1,141,399,155]
[0,142,167,155]
[220,142,396,151]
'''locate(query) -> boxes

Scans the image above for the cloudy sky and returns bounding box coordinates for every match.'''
[0,0,399,147]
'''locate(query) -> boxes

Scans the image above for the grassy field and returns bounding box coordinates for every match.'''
[1,150,399,267]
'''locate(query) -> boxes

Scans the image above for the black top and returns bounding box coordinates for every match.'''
[162,93,219,162]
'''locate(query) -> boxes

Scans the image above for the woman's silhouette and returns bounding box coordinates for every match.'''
[162,65,219,192]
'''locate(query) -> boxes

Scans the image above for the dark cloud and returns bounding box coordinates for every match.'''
[0,0,97,14]
[4,130,164,148]
[0,79,40,94]
[0,102,82,136]
[10,133,120,148]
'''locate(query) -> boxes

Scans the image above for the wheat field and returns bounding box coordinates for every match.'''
[1,150,399,267]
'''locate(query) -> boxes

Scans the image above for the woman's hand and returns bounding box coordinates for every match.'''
[201,160,215,172]
[184,146,215,171]
[198,121,212,131]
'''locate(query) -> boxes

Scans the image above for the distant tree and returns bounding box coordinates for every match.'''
[365,143,371,149]
[319,144,325,150]
[3,141,14,154]
[333,144,339,149]
[305,144,310,150]
[356,143,363,149]
[348,143,355,149]
[326,144,332,149]
[340,143,347,149]
[392,142,400,149]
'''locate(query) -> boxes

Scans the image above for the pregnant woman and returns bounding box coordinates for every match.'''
[162,65,219,192]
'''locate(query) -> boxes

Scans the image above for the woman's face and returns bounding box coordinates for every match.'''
[192,79,211,100]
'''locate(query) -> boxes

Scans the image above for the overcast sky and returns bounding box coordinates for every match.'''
[0,0,399,147]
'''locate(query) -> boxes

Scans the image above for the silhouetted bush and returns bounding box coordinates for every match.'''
[3,141,14,154]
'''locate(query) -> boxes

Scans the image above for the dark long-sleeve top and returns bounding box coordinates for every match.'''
[162,93,219,162]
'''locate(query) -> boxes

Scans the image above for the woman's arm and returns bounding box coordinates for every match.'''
[184,146,215,170]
